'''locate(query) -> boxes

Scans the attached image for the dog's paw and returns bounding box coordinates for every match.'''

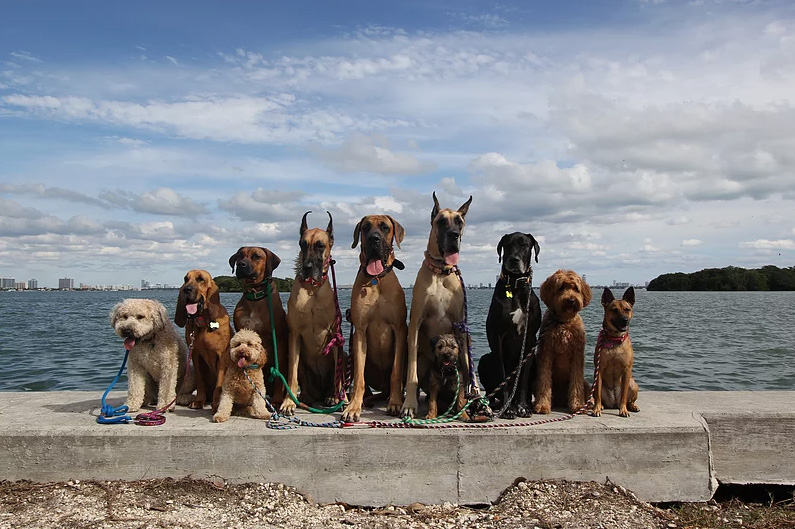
[386,395,403,416]
[280,400,296,416]
[516,404,532,418]
[499,405,517,420]
[341,405,361,423]
[533,403,551,415]
[324,396,340,407]
[213,413,229,423]
[189,399,205,410]
[619,408,630,418]
[591,406,602,417]
[401,396,418,419]
[628,403,640,413]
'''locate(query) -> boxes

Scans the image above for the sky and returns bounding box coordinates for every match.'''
[1,0,794,289]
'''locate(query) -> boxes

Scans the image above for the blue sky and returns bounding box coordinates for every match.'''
[2,0,794,288]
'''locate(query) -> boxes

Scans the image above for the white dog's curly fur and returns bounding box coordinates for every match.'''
[109,298,191,412]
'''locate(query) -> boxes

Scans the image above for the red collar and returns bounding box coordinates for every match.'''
[423,252,459,276]
[596,328,629,349]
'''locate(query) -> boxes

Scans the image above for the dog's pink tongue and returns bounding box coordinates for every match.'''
[185,303,199,315]
[366,259,384,276]
[444,252,459,265]
[237,357,246,368]
[124,337,136,351]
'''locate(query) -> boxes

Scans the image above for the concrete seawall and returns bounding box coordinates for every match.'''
[1,391,793,505]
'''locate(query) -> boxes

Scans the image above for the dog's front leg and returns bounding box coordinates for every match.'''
[212,347,229,413]
[249,381,272,420]
[125,360,147,412]
[532,344,552,414]
[592,367,603,417]
[619,366,631,417]
[568,353,586,414]
[191,354,208,409]
[341,328,367,422]
[402,317,421,418]
[387,324,407,416]
[213,388,234,422]
[280,330,301,416]
[157,366,179,412]
[426,375,439,419]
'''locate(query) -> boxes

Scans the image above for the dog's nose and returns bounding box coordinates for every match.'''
[237,261,249,270]
[183,285,193,295]
[618,316,629,327]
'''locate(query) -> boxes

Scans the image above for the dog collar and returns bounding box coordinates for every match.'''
[596,328,629,349]
[499,270,533,298]
[242,363,260,370]
[187,314,220,331]
[423,252,459,276]
[243,277,273,301]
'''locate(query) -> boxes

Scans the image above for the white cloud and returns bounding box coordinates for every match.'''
[740,239,795,250]
[313,133,436,175]
[681,239,703,246]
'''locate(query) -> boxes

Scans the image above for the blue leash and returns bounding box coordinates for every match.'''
[96,349,132,424]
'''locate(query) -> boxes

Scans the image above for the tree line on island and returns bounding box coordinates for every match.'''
[647,265,795,291]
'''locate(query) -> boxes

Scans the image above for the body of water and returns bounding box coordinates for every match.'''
[0,288,793,392]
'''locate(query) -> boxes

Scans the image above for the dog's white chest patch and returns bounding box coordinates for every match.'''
[511,307,526,335]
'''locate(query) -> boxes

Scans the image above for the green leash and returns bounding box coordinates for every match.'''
[265,281,346,414]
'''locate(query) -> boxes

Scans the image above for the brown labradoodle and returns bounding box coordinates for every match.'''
[213,329,272,423]
[533,269,592,414]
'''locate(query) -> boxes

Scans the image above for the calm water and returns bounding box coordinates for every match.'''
[0,289,793,392]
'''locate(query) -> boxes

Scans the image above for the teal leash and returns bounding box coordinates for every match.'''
[96,350,132,424]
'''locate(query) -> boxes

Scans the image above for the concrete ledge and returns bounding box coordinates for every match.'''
[0,391,793,505]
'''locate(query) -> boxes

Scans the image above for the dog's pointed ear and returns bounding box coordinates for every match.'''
[228,248,243,272]
[497,234,508,263]
[387,215,405,249]
[300,211,311,238]
[527,233,540,263]
[326,211,334,246]
[457,195,473,218]
[431,191,441,223]
[622,286,635,307]
[351,217,365,248]
[175,284,187,328]
[262,247,281,277]
[601,287,615,308]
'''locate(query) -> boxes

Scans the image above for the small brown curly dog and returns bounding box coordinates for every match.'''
[213,329,271,423]
[533,269,592,414]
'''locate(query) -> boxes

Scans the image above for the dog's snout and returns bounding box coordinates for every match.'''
[183,285,193,295]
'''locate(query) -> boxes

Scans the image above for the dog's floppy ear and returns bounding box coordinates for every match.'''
[175,284,188,328]
[581,276,593,308]
[496,234,509,263]
[262,247,281,277]
[109,302,122,327]
[622,286,635,307]
[229,248,243,272]
[387,215,405,249]
[430,335,440,350]
[601,287,615,308]
[300,211,311,238]
[538,273,557,307]
[351,217,365,248]
[153,300,169,331]
[457,195,473,218]
[431,191,441,223]
[526,233,540,263]
[206,276,224,321]
[326,211,334,246]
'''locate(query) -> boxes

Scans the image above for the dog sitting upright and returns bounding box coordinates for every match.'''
[425,334,469,419]
[479,232,542,418]
[283,211,344,415]
[213,329,271,423]
[592,287,639,418]
[533,269,592,414]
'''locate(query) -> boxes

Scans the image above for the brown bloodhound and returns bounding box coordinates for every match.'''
[175,269,232,412]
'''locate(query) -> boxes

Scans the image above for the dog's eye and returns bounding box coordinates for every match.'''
[379,222,389,231]
[197,276,204,283]
[251,253,261,260]
[136,315,144,320]
[315,242,325,251]
[362,222,371,231]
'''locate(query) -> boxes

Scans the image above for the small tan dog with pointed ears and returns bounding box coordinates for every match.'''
[213,329,272,423]
[592,287,639,418]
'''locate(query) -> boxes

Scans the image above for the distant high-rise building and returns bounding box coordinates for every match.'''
[0,277,15,289]
[27,279,38,289]
[58,277,75,290]
[582,274,587,284]
[141,279,150,289]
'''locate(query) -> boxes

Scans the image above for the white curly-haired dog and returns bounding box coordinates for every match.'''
[213,329,272,423]
[109,298,191,412]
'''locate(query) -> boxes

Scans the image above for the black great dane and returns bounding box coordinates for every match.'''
[478,232,542,418]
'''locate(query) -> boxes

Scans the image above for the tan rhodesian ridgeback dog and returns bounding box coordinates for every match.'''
[175,269,232,412]
[228,246,289,406]
[282,211,344,415]
[341,214,407,422]
[402,192,474,420]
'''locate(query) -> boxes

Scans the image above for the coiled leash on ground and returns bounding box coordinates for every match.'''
[96,349,132,424]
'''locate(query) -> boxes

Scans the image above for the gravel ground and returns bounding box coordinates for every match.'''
[0,478,671,529]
